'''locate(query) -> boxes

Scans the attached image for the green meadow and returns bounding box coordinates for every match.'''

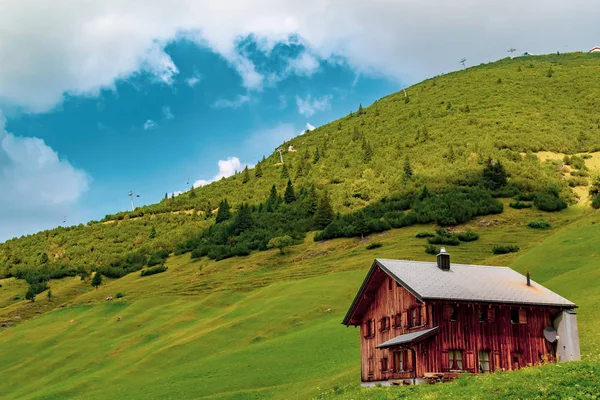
[2,201,600,399]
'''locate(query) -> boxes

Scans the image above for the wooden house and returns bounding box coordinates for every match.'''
[342,249,580,385]
[590,47,600,53]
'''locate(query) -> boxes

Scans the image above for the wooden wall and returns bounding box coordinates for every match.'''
[357,267,558,382]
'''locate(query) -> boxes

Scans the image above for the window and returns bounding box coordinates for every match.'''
[448,350,463,371]
[379,317,390,332]
[511,309,527,324]
[380,357,389,372]
[479,351,490,373]
[364,319,375,338]
[410,307,422,327]
[393,313,402,328]
[443,305,457,321]
[368,357,374,376]
[479,306,486,322]
[393,350,411,372]
[450,306,457,321]
[388,278,393,292]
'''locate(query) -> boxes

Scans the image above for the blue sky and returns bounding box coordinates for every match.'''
[0,0,599,241]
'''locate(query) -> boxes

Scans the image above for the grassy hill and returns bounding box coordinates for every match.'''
[2,52,600,399]
[0,203,599,399]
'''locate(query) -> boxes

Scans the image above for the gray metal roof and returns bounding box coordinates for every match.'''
[377,259,576,307]
[377,327,440,349]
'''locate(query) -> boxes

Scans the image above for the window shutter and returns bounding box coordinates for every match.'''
[519,309,527,324]
[465,351,475,371]
[379,358,384,371]
[402,310,409,328]
[487,307,496,322]
[370,319,375,336]
[443,306,452,321]
[406,350,414,372]
[441,350,450,372]
[493,351,501,372]
[421,305,426,326]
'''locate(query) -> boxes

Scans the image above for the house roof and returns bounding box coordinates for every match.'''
[376,327,440,349]
[342,258,576,325]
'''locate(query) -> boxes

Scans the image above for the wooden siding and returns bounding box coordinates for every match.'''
[357,267,558,383]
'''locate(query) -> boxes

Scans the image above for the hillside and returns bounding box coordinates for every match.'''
[2,52,600,399]
[0,203,599,399]
[3,53,600,291]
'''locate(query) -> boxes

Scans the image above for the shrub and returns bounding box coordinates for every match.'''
[147,250,169,266]
[140,265,168,277]
[457,231,479,242]
[570,155,586,170]
[366,242,383,250]
[567,177,588,187]
[509,201,533,209]
[592,195,600,209]
[425,244,440,255]
[514,193,535,201]
[415,231,435,238]
[428,229,461,246]
[492,245,520,254]
[528,220,551,229]
[571,169,589,177]
[534,192,568,212]
[115,292,125,298]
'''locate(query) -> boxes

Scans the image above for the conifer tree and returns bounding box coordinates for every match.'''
[403,156,413,179]
[266,185,279,212]
[242,166,250,183]
[306,183,318,215]
[314,190,335,229]
[91,272,103,290]
[205,203,213,219]
[189,188,196,198]
[281,164,289,179]
[357,103,364,115]
[284,179,296,203]
[164,193,168,200]
[149,226,156,239]
[302,148,310,160]
[294,162,304,179]
[232,203,254,235]
[352,126,361,141]
[313,148,320,164]
[216,199,231,223]
[255,162,263,178]
[362,138,373,163]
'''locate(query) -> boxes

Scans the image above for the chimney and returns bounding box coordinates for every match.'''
[526,271,531,286]
[437,247,450,271]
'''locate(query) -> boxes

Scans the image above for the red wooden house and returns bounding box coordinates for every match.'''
[342,249,580,385]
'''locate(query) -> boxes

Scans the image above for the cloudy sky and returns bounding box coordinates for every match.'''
[0,1,598,241]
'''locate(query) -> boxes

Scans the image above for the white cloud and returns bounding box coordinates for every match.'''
[2,1,599,113]
[186,75,201,87]
[277,95,288,110]
[143,119,157,130]
[193,157,249,188]
[286,51,320,76]
[213,94,251,109]
[296,95,332,117]
[245,123,299,152]
[168,190,183,197]
[305,122,316,131]
[0,111,90,240]
[162,106,174,120]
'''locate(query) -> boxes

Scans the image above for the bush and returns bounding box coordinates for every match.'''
[567,177,588,187]
[415,231,435,238]
[457,231,479,242]
[592,195,600,209]
[425,244,440,255]
[514,193,535,201]
[428,229,461,246]
[534,192,568,212]
[492,245,520,254]
[509,201,533,209]
[571,169,589,177]
[528,220,551,229]
[140,265,168,277]
[115,292,125,298]
[366,242,383,250]
[147,250,169,266]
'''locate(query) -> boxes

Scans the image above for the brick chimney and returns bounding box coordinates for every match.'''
[437,247,450,271]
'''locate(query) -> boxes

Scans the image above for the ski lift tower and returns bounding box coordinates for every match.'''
[128,190,139,212]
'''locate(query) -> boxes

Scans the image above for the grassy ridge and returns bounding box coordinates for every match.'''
[1,203,598,399]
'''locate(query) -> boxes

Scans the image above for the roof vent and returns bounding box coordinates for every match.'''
[437,247,450,271]
[526,271,531,286]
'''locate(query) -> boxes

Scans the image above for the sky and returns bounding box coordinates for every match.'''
[0,1,599,241]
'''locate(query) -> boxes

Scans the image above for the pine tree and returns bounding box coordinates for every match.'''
[313,148,320,164]
[314,190,335,229]
[362,138,373,163]
[40,252,48,264]
[255,162,263,178]
[91,272,103,290]
[352,126,361,141]
[281,164,289,179]
[216,199,231,223]
[418,185,431,201]
[232,203,254,235]
[189,189,196,198]
[357,103,364,116]
[266,185,279,212]
[294,162,304,179]
[284,179,296,203]
[205,203,213,219]
[149,226,156,239]
[164,193,168,200]
[242,166,250,183]
[47,289,53,301]
[482,159,508,190]
[302,148,310,160]
[306,183,318,215]
[403,156,413,179]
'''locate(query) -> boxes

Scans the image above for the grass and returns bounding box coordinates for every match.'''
[2,202,599,399]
